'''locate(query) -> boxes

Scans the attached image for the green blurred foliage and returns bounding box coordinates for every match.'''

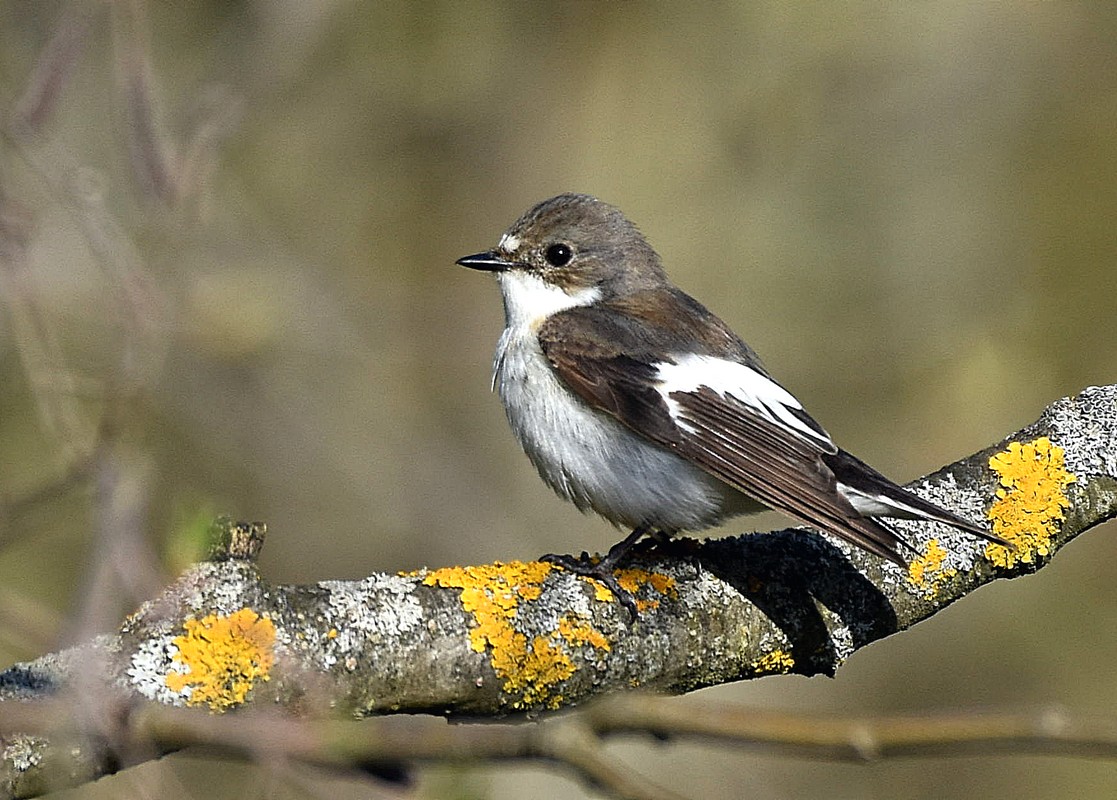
[1,2,1116,798]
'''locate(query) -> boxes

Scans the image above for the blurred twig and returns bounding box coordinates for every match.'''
[8,2,98,138]
[582,695,1117,761]
[0,454,94,545]
[110,0,177,204]
[175,85,243,217]
[1,0,234,658]
[68,440,164,643]
[0,187,90,464]
[4,695,1117,800]
[0,587,63,658]
[64,166,168,388]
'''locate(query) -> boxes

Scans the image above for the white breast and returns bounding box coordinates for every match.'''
[491,305,753,532]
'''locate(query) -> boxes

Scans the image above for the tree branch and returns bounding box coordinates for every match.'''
[1,384,1115,797]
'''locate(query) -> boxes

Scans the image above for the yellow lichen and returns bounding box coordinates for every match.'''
[986,437,1076,568]
[906,538,957,596]
[591,580,615,603]
[557,615,612,652]
[423,561,610,709]
[165,608,276,711]
[517,636,575,706]
[590,567,678,612]
[753,649,795,675]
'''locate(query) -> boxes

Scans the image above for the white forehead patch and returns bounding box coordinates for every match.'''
[498,233,521,253]
[654,354,833,447]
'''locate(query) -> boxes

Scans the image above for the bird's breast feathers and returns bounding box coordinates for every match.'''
[493,319,742,530]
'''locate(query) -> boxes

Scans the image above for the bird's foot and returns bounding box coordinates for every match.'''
[540,551,640,621]
[541,524,655,621]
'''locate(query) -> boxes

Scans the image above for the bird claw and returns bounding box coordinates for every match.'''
[540,552,640,621]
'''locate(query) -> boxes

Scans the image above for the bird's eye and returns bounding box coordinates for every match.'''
[544,243,573,267]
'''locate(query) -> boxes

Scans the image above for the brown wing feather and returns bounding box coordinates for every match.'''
[538,305,911,565]
[670,387,909,564]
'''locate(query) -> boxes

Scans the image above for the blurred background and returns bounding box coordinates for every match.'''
[1,2,1115,798]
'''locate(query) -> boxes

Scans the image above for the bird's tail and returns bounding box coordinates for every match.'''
[824,448,1011,548]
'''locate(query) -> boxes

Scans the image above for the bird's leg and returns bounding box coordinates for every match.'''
[645,528,674,546]
[541,523,654,619]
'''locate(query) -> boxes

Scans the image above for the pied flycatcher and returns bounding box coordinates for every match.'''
[457,193,1007,611]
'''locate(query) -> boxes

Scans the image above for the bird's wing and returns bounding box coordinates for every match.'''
[537,301,911,564]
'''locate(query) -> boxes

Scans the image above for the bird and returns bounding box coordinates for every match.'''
[457,193,1008,614]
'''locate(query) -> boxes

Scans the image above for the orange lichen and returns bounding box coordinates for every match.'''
[423,561,610,709]
[165,608,276,711]
[986,437,1076,568]
[753,649,795,675]
[907,538,957,596]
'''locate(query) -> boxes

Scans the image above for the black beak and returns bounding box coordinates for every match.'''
[456,250,514,272]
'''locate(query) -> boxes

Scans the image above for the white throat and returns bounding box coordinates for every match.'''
[496,270,601,330]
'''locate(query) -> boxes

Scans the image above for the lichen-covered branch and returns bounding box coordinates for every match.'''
[1,385,1116,797]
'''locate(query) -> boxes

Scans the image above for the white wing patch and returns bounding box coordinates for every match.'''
[654,354,833,448]
[838,482,927,519]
